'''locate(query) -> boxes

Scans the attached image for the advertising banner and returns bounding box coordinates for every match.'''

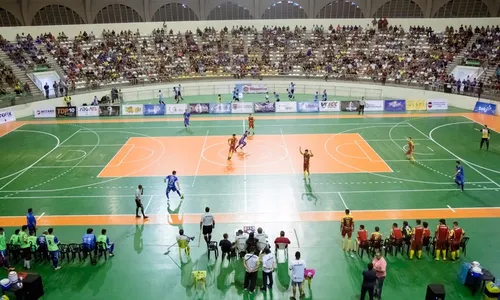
[254,102,276,113]
[275,102,297,113]
[0,110,15,124]
[231,102,253,114]
[341,101,360,112]
[76,106,99,117]
[166,103,188,115]
[364,100,384,111]
[99,105,121,116]
[122,104,144,116]
[319,101,340,112]
[297,101,319,113]
[143,104,166,116]
[235,83,268,94]
[406,100,427,111]
[426,99,448,111]
[209,103,232,114]
[56,106,77,118]
[473,101,497,115]
[189,103,210,114]
[34,107,56,118]
[384,100,406,112]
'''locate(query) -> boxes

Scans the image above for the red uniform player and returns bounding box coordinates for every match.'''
[299,147,313,178]
[410,219,424,259]
[406,137,415,161]
[390,223,403,250]
[340,209,354,251]
[355,225,368,251]
[435,219,449,261]
[248,114,255,135]
[227,134,237,160]
[449,221,465,261]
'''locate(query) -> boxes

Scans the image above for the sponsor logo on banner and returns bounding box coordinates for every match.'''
[99,106,120,116]
[235,83,268,94]
[34,108,56,118]
[473,101,497,115]
[384,100,406,112]
[319,101,340,112]
[364,100,384,111]
[341,101,360,112]
[122,105,144,116]
[231,102,253,114]
[166,104,188,115]
[275,102,297,113]
[0,110,16,124]
[254,102,276,113]
[426,99,448,111]
[297,101,319,113]
[144,104,166,116]
[56,106,77,118]
[406,100,427,111]
[76,106,99,117]
[189,103,210,114]
[209,103,231,114]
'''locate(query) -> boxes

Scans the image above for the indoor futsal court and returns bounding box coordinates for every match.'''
[0,94,500,300]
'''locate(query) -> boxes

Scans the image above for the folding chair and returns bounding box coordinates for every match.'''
[357,240,370,258]
[275,243,288,261]
[370,239,383,256]
[192,270,207,290]
[97,241,109,261]
[208,241,218,260]
[6,244,20,263]
[423,236,432,254]
[58,244,70,263]
[460,237,470,257]
[178,239,191,258]
[68,243,82,262]
[389,238,404,257]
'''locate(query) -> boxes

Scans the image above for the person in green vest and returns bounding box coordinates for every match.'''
[0,227,15,271]
[46,228,61,270]
[9,229,21,246]
[97,229,115,257]
[64,96,72,107]
[28,231,38,252]
[20,225,32,269]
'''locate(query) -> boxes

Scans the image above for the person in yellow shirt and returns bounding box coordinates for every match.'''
[340,209,354,251]
[406,137,415,161]
[477,125,490,150]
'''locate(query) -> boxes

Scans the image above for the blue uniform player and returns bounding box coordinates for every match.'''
[232,88,240,102]
[287,89,294,100]
[454,160,465,191]
[165,170,184,201]
[183,110,191,128]
[322,90,327,101]
[314,91,319,101]
[236,131,249,151]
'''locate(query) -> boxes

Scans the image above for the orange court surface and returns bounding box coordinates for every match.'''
[97,133,392,177]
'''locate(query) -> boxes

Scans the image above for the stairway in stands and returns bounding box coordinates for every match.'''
[0,51,42,98]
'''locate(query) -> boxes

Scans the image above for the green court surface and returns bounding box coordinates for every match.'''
[1,101,500,300]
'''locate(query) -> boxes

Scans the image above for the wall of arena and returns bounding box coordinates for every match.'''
[1,18,500,40]
[2,79,495,118]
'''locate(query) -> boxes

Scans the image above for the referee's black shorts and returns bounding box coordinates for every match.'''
[202,225,213,235]
[481,138,489,143]
[135,199,143,208]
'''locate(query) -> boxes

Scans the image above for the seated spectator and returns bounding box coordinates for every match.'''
[82,228,97,253]
[254,227,269,251]
[219,233,232,261]
[97,229,115,257]
[274,230,291,249]
[235,229,248,254]
[246,232,258,250]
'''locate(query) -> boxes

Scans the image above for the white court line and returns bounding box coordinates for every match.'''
[96,138,132,178]
[354,140,373,162]
[338,192,348,209]
[56,150,87,162]
[364,138,428,142]
[36,212,45,221]
[144,196,153,214]
[383,158,456,162]
[117,144,135,166]
[243,119,247,213]
[425,122,500,188]
[59,129,82,145]
[56,153,62,159]
[447,205,455,213]
[59,144,124,147]
[462,115,500,133]
[280,128,297,174]
[192,130,209,187]
[427,146,434,152]
[31,166,106,168]
[0,130,60,191]
[1,187,498,199]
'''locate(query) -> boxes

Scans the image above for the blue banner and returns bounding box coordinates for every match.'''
[384,100,406,112]
[209,103,231,114]
[143,104,166,115]
[297,101,319,113]
[473,101,497,115]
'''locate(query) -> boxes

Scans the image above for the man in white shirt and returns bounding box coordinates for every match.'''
[261,247,276,291]
[134,185,148,218]
[200,207,215,246]
[243,247,260,293]
[359,97,366,115]
[289,251,306,300]
[235,229,248,256]
[254,227,269,251]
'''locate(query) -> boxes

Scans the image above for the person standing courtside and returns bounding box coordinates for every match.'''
[26,208,36,235]
[261,247,276,292]
[135,185,148,219]
[360,262,377,300]
[243,247,260,294]
[200,207,215,246]
[289,251,306,299]
[359,97,366,115]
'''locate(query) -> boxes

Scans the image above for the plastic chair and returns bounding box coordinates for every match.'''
[68,243,82,262]
[178,239,190,257]
[460,237,470,256]
[275,243,289,260]
[58,244,70,263]
[192,270,207,290]
[97,241,109,261]
[208,241,218,260]
[357,240,370,258]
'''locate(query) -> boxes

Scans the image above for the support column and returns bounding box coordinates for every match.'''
[20,0,29,26]
[143,0,150,21]
[199,0,206,20]
[365,0,372,18]
[308,0,314,19]
[85,0,92,23]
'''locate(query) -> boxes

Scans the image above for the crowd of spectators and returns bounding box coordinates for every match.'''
[0,20,499,101]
